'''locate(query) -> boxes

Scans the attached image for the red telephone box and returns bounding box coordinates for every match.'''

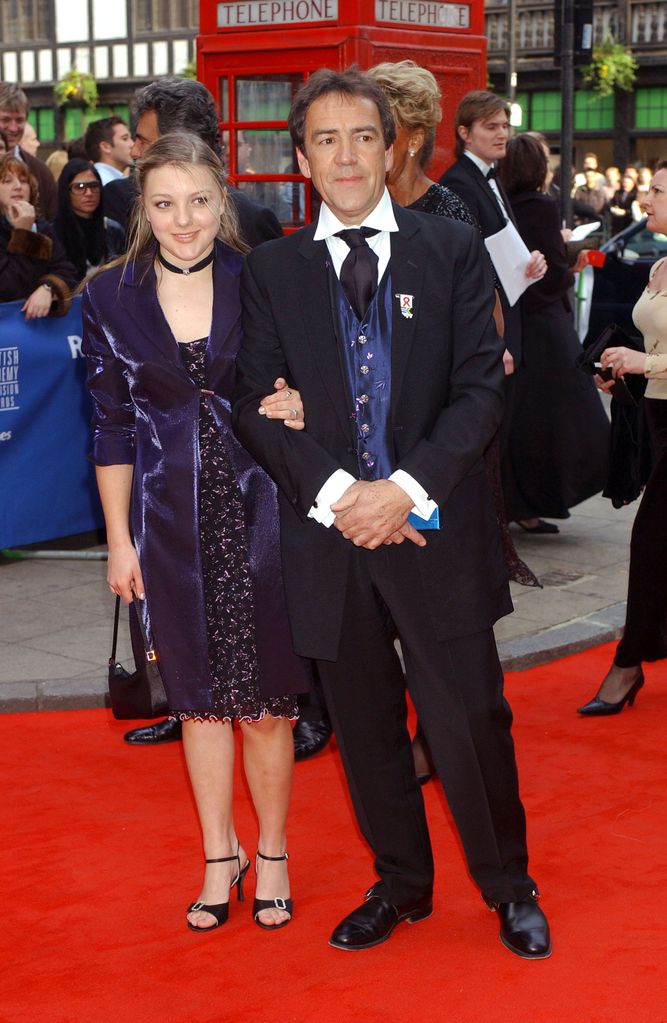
[198,0,486,227]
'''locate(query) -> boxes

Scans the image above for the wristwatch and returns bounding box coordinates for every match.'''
[41,281,53,292]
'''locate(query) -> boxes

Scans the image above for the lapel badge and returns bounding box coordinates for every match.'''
[395,293,414,319]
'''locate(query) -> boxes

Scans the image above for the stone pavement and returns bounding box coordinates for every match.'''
[0,493,635,712]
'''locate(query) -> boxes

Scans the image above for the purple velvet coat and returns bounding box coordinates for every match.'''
[82,241,308,712]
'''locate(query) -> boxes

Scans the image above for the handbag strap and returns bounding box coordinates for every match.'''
[110,594,121,663]
[109,594,157,664]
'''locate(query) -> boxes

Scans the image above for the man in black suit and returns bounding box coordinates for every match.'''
[233,68,551,959]
[440,91,555,533]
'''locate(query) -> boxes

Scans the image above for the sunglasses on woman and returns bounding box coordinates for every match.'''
[69,181,101,193]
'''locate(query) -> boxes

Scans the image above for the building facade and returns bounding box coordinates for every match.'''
[486,0,667,170]
[0,0,198,146]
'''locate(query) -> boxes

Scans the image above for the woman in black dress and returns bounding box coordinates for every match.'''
[83,134,309,933]
[498,133,610,525]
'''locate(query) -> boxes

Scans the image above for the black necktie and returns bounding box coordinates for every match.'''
[486,167,497,179]
[335,227,380,321]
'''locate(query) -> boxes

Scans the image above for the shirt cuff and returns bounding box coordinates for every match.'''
[307,469,357,527]
[644,353,667,378]
[389,470,437,519]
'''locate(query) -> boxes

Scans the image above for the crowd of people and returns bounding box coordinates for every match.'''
[3,66,666,963]
[571,150,654,233]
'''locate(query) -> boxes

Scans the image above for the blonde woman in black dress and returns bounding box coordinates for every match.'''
[83,134,310,932]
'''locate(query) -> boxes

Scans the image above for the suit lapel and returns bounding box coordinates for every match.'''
[389,205,425,416]
[206,242,243,380]
[296,228,354,440]
[121,243,241,385]
[120,259,183,365]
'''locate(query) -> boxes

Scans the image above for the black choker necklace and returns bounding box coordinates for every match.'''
[157,248,214,276]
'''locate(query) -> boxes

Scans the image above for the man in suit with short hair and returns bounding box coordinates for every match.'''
[103,77,283,250]
[0,82,57,220]
[440,91,554,533]
[233,67,551,959]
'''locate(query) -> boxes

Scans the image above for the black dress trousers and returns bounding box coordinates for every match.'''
[316,543,535,907]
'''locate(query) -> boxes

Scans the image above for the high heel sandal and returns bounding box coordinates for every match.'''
[253,851,293,930]
[577,668,645,716]
[186,845,250,933]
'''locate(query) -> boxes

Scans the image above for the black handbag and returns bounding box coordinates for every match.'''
[108,596,169,720]
[577,323,647,407]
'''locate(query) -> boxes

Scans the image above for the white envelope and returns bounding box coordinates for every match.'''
[484,221,535,307]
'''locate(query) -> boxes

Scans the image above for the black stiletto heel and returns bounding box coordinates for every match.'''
[187,845,250,932]
[253,851,293,930]
[577,669,645,716]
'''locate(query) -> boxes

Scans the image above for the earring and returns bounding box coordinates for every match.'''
[408,149,416,157]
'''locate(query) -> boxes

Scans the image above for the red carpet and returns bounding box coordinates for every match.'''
[1,641,666,1023]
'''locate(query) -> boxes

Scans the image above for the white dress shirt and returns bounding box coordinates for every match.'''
[463,150,510,221]
[307,188,437,528]
[94,162,124,186]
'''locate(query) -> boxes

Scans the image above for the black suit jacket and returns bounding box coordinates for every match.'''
[440,155,523,365]
[102,176,283,249]
[233,203,511,660]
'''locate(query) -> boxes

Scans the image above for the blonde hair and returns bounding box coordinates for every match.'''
[367,61,442,168]
[88,132,247,289]
[46,149,69,183]
[128,132,246,264]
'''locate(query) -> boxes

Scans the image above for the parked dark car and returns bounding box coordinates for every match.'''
[583,217,667,346]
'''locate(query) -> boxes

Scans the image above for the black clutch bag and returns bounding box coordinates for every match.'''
[577,323,647,407]
[108,596,169,720]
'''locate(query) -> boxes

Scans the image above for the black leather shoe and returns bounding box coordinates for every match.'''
[488,893,552,959]
[329,886,433,951]
[293,717,332,761]
[124,717,182,745]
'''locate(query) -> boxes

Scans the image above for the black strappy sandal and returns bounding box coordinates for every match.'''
[187,846,250,933]
[252,851,293,930]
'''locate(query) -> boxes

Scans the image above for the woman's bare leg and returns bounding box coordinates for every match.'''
[240,715,294,926]
[182,719,248,929]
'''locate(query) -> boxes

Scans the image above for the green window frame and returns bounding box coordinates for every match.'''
[27,107,56,141]
[574,92,614,130]
[529,91,562,132]
[635,87,667,130]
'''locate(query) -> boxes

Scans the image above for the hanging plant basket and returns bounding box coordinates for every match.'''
[581,39,638,97]
[54,69,99,112]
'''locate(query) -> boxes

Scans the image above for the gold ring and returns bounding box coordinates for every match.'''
[285,389,293,398]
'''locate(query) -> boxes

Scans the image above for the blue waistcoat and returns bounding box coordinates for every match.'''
[334,271,393,481]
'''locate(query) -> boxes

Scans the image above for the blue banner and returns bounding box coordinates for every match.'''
[0,296,103,548]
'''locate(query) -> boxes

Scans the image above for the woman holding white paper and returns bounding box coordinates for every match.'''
[498,133,610,526]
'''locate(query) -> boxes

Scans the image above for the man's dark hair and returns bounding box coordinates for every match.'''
[288,67,396,153]
[66,135,87,160]
[499,133,548,195]
[84,116,127,162]
[133,77,220,153]
[453,90,510,157]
